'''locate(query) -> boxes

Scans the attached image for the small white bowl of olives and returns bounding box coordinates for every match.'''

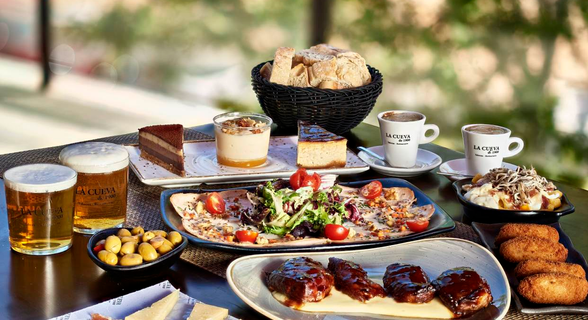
[87,226,188,275]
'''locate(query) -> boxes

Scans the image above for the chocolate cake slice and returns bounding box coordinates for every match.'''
[138,124,185,176]
[297,121,347,168]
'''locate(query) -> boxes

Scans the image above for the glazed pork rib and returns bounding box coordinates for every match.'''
[432,268,493,317]
[327,257,386,302]
[383,263,436,303]
[267,257,334,306]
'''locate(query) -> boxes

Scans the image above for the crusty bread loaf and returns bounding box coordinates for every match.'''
[294,49,334,66]
[269,47,295,85]
[260,62,273,80]
[318,79,351,90]
[310,43,348,56]
[308,58,337,87]
[288,63,310,87]
[335,51,371,87]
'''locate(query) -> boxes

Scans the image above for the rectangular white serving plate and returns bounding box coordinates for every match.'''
[227,238,511,320]
[126,136,369,187]
[49,280,238,320]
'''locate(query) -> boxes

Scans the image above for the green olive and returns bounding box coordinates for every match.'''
[131,226,145,236]
[120,241,137,255]
[167,231,182,246]
[142,231,155,242]
[138,243,158,262]
[119,253,143,266]
[117,229,132,237]
[97,250,118,265]
[149,236,165,249]
[120,236,138,244]
[104,235,122,254]
[152,230,168,238]
[158,242,174,254]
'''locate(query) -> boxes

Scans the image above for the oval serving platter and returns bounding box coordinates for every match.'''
[227,238,511,320]
[160,178,456,254]
[453,179,575,224]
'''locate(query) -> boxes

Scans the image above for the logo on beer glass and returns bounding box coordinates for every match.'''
[473,145,500,157]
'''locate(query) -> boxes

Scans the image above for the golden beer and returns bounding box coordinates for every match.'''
[59,142,129,234]
[4,164,77,255]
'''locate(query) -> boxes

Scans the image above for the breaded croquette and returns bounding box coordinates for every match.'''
[499,236,568,263]
[514,259,586,279]
[518,272,588,305]
[495,223,559,245]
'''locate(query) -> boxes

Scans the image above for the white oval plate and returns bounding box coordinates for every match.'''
[227,238,510,320]
[358,146,442,177]
[439,159,518,181]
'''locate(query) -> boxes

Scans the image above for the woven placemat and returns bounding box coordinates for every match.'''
[1,130,586,319]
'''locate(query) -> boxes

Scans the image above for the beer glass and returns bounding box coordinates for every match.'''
[59,142,129,234]
[4,163,77,255]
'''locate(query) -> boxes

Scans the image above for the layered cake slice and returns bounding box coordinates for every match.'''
[138,124,185,176]
[297,121,347,168]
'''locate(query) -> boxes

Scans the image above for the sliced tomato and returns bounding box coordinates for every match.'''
[359,181,383,199]
[205,192,226,214]
[235,230,258,243]
[406,219,429,232]
[324,224,349,240]
[301,172,321,191]
[289,168,307,190]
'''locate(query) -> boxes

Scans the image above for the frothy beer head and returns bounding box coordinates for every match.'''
[59,142,129,173]
[3,164,77,193]
[382,112,423,122]
[465,125,508,135]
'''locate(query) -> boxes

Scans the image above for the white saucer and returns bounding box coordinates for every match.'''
[438,158,518,181]
[357,146,442,177]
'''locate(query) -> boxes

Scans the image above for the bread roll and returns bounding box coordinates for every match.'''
[335,51,371,87]
[294,49,334,66]
[260,62,273,80]
[308,58,337,87]
[318,80,351,90]
[310,43,348,56]
[288,64,310,87]
[269,47,295,85]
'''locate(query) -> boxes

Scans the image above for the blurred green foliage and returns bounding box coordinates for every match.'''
[59,0,588,188]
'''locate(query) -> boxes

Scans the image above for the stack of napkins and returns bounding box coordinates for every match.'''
[49,281,236,320]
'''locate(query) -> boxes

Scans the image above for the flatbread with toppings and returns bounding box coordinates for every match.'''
[170,170,435,248]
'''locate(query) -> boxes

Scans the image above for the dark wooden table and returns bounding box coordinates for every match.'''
[1,122,587,320]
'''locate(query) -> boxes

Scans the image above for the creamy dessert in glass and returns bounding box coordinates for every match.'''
[213,112,273,168]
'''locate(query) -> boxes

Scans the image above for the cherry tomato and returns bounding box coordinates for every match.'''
[359,181,383,199]
[205,192,226,214]
[406,219,429,232]
[93,243,105,254]
[289,168,307,190]
[301,172,321,191]
[235,230,259,243]
[324,224,349,241]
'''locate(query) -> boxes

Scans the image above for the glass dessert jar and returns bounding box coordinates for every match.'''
[213,112,272,168]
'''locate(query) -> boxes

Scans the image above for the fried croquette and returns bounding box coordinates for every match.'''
[499,236,568,263]
[518,272,588,305]
[514,259,586,279]
[495,223,559,245]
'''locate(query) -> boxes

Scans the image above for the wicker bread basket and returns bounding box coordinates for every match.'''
[251,60,383,135]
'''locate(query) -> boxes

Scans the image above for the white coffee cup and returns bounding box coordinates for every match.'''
[377,111,440,168]
[462,124,524,175]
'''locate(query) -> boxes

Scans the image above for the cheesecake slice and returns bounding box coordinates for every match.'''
[125,289,179,320]
[297,121,347,168]
[138,124,185,176]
